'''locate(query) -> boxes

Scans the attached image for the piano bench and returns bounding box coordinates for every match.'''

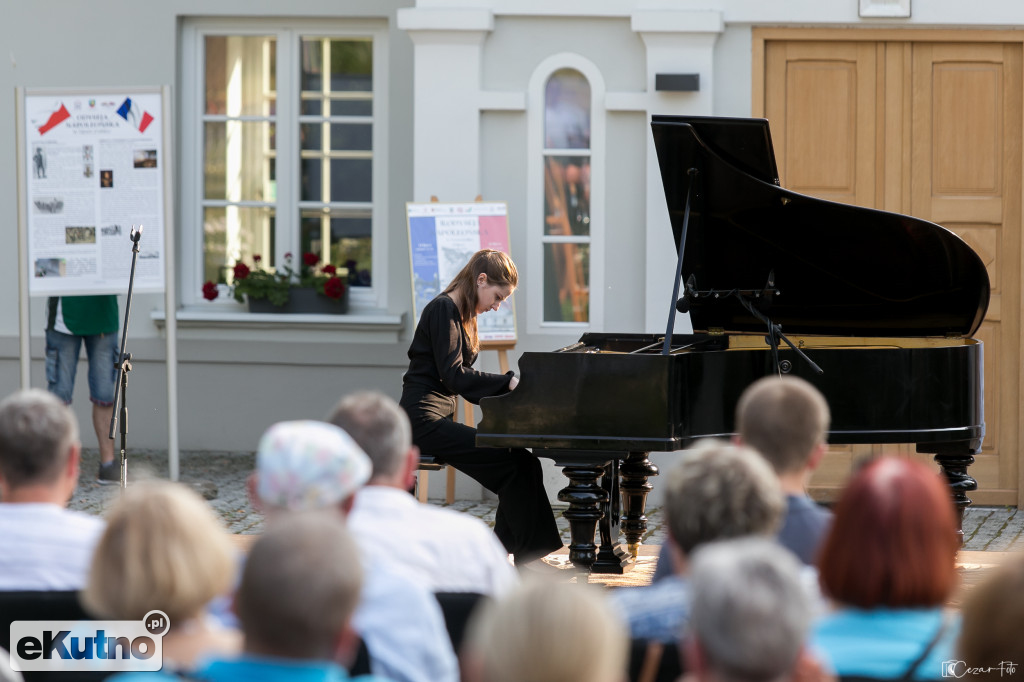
[416,456,452,504]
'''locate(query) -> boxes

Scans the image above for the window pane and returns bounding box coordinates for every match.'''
[205,36,275,116]
[544,156,590,236]
[543,242,589,322]
[331,159,372,202]
[545,69,590,149]
[300,123,372,152]
[204,121,276,201]
[301,38,372,94]
[203,206,276,284]
[332,99,372,116]
[300,212,372,286]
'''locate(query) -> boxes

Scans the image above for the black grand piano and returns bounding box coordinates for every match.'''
[477,115,989,574]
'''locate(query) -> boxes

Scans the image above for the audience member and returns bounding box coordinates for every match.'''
[0,388,104,590]
[82,480,240,672]
[462,579,627,682]
[249,420,459,682]
[653,376,831,580]
[114,512,392,681]
[957,550,1024,678]
[812,456,960,680]
[329,390,517,596]
[612,440,785,643]
[735,376,832,564]
[687,537,818,682]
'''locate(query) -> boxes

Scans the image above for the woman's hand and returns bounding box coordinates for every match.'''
[509,375,519,390]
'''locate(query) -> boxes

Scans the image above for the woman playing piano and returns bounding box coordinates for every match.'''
[400,249,562,566]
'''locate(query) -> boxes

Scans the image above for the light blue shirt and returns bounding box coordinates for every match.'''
[609,575,691,643]
[112,654,391,681]
[812,607,961,680]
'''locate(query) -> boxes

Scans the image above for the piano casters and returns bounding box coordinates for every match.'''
[620,452,659,558]
[551,451,658,575]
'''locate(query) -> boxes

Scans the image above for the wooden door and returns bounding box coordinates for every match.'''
[759,33,1022,506]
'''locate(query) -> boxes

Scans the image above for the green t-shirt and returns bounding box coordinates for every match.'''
[50,295,119,336]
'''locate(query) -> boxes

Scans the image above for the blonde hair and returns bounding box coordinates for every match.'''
[465,580,627,682]
[736,376,830,475]
[443,249,518,354]
[83,480,235,625]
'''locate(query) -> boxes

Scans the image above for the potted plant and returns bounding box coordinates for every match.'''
[202,252,348,314]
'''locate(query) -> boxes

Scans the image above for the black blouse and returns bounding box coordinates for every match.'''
[400,294,513,421]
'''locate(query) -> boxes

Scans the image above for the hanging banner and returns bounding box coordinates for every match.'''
[22,90,166,296]
[406,201,517,342]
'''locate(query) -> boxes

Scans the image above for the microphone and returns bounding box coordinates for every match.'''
[676,296,689,314]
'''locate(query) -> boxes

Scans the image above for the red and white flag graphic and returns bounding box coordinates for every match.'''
[37,103,70,135]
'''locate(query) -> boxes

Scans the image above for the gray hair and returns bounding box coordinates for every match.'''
[235,511,363,659]
[665,440,784,556]
[327,391,411,480]
[689,537,812,682]
[0,389,79,489]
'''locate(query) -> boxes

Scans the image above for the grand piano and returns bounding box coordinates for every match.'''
[477,115,989,574]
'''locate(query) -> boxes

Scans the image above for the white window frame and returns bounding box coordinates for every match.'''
[526,53,606,335]
[180,18,390,312]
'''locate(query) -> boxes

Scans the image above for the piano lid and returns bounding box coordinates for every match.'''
[651,115,991,338]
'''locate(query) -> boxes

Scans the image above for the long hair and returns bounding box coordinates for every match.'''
[442,249,518,354]
[817,456,959,608]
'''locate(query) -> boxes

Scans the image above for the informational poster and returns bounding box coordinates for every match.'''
[23,90,166,296]
[407,202,517,342]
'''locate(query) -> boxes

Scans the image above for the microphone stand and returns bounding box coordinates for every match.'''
[108,226,142,491]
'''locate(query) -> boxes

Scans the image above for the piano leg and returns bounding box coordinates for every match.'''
[593,457,633,574]
[931,448,978,545]
[620,451,659,557]
[555,459,610,574]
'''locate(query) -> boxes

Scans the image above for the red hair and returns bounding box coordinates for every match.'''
[818,457,959,608]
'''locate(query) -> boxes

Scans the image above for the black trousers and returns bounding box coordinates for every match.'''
[412,415,563,563]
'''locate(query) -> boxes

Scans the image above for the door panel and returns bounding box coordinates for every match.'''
[762,35,1021,506]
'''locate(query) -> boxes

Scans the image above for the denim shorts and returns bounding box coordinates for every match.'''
[45,329,118,406]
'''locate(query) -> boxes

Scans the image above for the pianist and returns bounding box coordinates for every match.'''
[399,249,562,566]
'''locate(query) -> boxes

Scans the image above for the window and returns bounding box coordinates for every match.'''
[182,20,387,309]
[542,69,591,323]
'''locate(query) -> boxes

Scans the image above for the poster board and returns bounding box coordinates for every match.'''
[21,89,166,296]
[406,201,517,342]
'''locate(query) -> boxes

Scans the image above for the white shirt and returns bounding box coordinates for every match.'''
[353,561,459,682]
[348,486,517,596]
[0,503,105,590]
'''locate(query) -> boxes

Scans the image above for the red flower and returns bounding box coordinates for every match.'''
[202,281,219,301]
[324,276,346,299]
[233,262,251,280]
[303,252,319,267]
[322,264,337,275]
[252,254,262,263]
[284,252,293,261]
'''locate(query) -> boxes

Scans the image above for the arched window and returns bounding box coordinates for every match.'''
[542,69,591,323]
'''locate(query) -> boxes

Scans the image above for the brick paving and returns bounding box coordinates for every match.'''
[67,448,1023,553]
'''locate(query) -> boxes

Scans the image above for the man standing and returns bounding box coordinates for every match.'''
[45,294,119,483]
[0,389,104,589]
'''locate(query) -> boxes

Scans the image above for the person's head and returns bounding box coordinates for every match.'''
[443,249,518,352]
[463,580,627,682]
[327,391,415,488]
[818,456,959,608]
[735,376,830,476]
[958,554,1024,677]
[249,420,372,517]
[687,537,812,682]
[82,480,235,625]
[234,511,363,661]
[0,388,80,502]
[665,440,785,562]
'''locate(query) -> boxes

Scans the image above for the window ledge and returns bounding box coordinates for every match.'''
[150,308,407,344]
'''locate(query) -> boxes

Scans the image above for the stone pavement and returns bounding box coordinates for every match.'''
[67,448,1024,554]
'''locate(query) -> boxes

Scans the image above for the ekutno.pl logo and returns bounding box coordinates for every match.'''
[10,610,169,673]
